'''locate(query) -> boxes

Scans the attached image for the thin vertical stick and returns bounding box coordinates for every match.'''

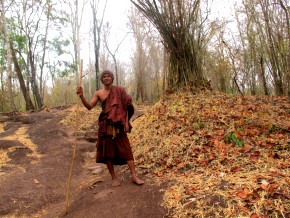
[65,59,83,214]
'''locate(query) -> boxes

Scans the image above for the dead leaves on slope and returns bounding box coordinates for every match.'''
[129,91,290,217]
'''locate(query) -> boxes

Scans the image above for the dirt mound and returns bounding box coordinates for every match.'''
[129,91,290,217]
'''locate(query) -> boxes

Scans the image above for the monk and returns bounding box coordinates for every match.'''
[76,70,144,187]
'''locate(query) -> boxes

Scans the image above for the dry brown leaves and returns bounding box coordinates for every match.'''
[60,104,101,131]
[129,91,290,218]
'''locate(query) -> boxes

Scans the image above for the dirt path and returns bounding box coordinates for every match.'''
[0,109,167,218]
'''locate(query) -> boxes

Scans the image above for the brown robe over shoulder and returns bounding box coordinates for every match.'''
[96,86,134,165]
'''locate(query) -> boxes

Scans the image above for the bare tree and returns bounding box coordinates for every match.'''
[103,22,129,86]
[39,1,52,99]
[0,0,13,111]
[16,0,45,108]
[234,0,289,96]
[205,26,231,93]
[128,6,165,102]
[278,0,290,99]
[0,0,35,111]
[64,0,86,87]
[10,42,35,111]
[238,0,270,95]
[147,36,164,101]
[222,41,244,96]
[259,0,284,95]
[90,0,107,90]
[129,8,149,102]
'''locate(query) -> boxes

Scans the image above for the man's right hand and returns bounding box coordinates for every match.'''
[76,87,83,97]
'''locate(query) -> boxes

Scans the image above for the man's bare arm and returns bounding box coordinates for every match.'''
[77,87,99,110]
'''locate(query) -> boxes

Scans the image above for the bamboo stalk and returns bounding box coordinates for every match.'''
[65,59,83,215]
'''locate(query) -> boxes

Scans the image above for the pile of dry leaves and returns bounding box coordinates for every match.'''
[129,90,290,218]
[60,105,100,131]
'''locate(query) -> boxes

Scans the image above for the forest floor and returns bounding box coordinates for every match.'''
[0,90,290,218]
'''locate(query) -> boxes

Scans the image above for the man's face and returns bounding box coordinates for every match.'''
[102,73,113,85]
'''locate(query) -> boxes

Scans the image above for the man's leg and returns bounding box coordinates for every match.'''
[106,160,121,187]
[127,160,144,185]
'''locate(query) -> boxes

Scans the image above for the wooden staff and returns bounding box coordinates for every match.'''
[65,59,83,214]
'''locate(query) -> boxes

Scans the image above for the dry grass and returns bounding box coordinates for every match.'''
[0,127,42,167]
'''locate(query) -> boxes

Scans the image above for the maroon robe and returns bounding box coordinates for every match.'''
[96,86,134,165]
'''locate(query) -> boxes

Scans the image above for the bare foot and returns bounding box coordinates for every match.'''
[132,177,144,185]
[112,179,121,187]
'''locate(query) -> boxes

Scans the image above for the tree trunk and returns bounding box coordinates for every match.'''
[0,0,13,111]
[39,1,51,98]
[10,42,35,111]
[92,8,100,89]
[28,39,43,109]
[91,0,107,90]
[0,65,4,111]
[162,47,168,91]
[76,0,82,87]
[259,56,269,96]
[260,0,284,96]
[278,0,290,100]
[113,56,118,85]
